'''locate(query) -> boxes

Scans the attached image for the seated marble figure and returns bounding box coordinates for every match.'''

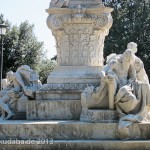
[81,43,150,129]
[0,65,42,120]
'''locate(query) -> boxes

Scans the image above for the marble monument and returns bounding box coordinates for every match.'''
[0,0,150,149]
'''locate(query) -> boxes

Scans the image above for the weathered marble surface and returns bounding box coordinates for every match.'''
[27,100,81,120]
[46,9,113,66]
[1,140,150,150]
[0,120,150,140]
[36,90,81,100]
[80,46,150,137]
[47,66,102,84]
[80,109,119,123]
[46,1,113,85]
[69,0,103,8]
[0,65,41,120]
[50,0,70,8]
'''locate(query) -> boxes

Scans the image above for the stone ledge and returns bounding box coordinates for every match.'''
[38,83,99,91]
[26,100,81,120]
[46,7,113,15]
[0,120,150,140]
[0,140,150,150]
[36,91,81,100]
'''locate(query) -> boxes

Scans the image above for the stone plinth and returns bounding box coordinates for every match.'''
[47,66,102,84]
[35,2,114,121]
[26,100,81,120]
[80,109,119,123]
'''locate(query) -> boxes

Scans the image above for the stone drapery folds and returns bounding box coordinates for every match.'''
[80,43,150,138]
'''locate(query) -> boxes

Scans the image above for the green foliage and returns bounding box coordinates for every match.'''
[104,0,150,76]
[0,15,56,83]
[2,20,44,75]
[36,59,56,84]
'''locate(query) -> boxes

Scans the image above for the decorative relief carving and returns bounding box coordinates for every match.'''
[47,14,63,30]
[46,4,113,67]
[70,0,103,6]
[80,109,119,123]
[53,26,107,66]
[39,83,100,91]
[54,30,64,65]
[47,13,112,31]
[73,5,86,18]
[96,14,111,28]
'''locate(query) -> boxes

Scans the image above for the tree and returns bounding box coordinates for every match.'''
[104,0,150,77]
[0,15,56,83]
[36,59,56,84]
[2,20,44,76]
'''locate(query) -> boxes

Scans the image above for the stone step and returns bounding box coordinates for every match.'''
[26,100,81,120]
[1,140,150,150]
[36,90,81,100]
[0,120,150,140]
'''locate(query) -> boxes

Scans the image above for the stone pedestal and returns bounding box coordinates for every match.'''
[32,0,113,121]
[46,1,113,85]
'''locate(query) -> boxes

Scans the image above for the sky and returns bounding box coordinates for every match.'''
[0,0,56,59]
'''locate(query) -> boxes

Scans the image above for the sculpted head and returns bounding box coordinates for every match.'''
[6,71,14,82]
[122,49,135,64]
[127,42,138,54]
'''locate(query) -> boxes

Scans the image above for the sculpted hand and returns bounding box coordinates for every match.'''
[100,71,105,81]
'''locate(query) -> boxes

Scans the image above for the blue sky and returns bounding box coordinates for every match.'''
[0,0,56,59]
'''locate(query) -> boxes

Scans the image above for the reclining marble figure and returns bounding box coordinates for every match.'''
[0,65,41,120]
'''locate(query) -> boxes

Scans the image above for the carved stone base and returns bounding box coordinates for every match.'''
[80,109,119,123]
[47,66,102,84]
[1,120,150,149]
[36,90,81,100]
[26,100,81,120]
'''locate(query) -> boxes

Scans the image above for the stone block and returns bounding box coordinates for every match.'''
[26,100,81,120]
[36,90,81,100]
[47,66,102,84]
[80,109,119,123]
[17,96,28,112]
